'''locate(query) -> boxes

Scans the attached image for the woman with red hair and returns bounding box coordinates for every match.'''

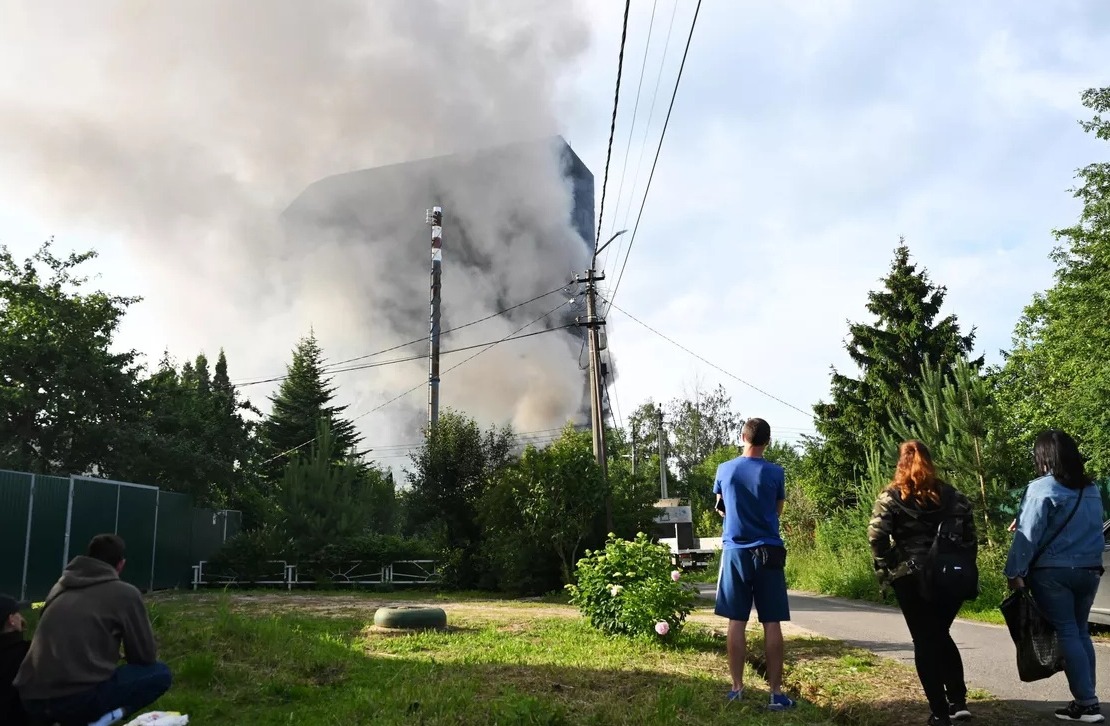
[869,440,978,726]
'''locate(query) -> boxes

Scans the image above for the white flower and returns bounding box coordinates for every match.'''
[609,584,624,596]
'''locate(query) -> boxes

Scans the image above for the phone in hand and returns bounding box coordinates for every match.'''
[715,499,726,516]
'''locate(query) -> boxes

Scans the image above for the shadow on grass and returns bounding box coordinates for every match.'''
[734,629,1050,726]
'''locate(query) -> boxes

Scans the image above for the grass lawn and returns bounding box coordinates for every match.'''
[97,591,1044,725]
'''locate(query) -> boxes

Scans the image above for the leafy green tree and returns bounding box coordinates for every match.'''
[485,425,606,584]
[260,332,360,483]
[997,87,1110,476]
[404,409,516,588]
[122,350,260,512]
[812,242,980,506]
[605,426,662,542]
[0,241,143,475]
[665,383,741,482]
[276,420,382,555]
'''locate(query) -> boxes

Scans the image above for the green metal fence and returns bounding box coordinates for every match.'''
[0,469,239,602]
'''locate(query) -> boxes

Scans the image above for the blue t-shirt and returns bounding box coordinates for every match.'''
[713,455,786,549]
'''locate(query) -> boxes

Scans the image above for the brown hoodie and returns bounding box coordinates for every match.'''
[14,556,158,700]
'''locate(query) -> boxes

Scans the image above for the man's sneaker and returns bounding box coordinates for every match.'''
[949,702,972,721]
[768,693,797,711]
[726,689,743,703]
[928,716,953,726]
[89,708,126,726]
[1055,701,1104,723]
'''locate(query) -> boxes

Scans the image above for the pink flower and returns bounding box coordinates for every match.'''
[655,621,670,636]
[671,570,682,582]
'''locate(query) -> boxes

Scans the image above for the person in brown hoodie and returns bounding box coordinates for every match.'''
[14,534,172,724]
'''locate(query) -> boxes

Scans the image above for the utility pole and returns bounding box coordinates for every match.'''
[577,267,609,525]
[578,229,626,533]
[426,206,443,429]
[656,406,668,499]
[631,428,637,476]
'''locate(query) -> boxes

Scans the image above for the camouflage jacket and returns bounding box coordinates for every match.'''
[867,482,977,586]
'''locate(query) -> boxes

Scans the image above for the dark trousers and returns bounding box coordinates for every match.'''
[22,662,172,725]
[893,575,967,718]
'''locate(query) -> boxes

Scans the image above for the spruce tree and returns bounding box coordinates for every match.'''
[811,242,980,505]
[260,332,361,483]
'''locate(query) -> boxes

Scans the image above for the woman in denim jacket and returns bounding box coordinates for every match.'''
[1005,429,1105,723]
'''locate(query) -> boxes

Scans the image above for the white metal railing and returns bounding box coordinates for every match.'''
[192,559,439,590]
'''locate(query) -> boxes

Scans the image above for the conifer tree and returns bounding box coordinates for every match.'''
[811,242,980,505]
[260,332,360,483]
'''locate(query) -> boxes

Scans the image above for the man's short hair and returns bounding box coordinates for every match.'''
[742,418,771,447]
[87,534,126,567]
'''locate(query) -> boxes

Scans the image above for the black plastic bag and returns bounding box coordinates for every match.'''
[999,588,1064,682]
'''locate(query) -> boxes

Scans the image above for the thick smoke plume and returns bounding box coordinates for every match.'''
[0,0,596,454]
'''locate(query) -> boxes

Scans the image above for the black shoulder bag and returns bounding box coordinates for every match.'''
[999,484,1086,682]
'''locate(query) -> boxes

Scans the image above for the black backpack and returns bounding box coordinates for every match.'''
[917,490,979,604]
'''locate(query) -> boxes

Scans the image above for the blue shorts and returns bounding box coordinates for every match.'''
[715,545,791,623]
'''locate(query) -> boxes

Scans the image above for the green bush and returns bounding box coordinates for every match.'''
[566,533,696,639]
[207,529,435,584]
[206,526,290,579]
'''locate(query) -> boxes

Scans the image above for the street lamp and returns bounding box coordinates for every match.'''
[592,229,628,268]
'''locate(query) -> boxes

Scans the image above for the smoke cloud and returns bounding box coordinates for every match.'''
[0,0,596,456]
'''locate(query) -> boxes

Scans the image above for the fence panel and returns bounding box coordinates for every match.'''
[154,492,193,590]
[116,484,158,592]
[66,477,118,564]
[191,508,239,563]
[0,471,33,599]
[24,476,71,602]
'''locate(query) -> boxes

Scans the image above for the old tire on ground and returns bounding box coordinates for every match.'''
[373,606,447,630]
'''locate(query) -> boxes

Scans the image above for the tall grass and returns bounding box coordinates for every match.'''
[786,504,1012,621]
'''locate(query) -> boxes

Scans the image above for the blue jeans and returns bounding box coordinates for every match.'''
[1029,567,1102,706]
[22,662,172,725]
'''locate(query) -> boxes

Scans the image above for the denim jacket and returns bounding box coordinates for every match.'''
[1004,474,1105,578]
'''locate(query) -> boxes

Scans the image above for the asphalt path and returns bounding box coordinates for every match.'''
[697,585,1110,718]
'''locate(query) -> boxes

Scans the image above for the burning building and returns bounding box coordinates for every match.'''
[282,136,608,434]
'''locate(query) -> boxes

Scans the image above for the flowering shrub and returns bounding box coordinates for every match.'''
[566,532,696,639]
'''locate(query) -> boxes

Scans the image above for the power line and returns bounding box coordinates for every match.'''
[606,0,702,314]
[236,325,573,388]
[602,296,812,418]
[364,426,583,452]
[619,0,680,235]
[604,349,625,431]
[261,299,575,466]
[603,0,660,272]
[594,0,633,253]
[234,285,571,387]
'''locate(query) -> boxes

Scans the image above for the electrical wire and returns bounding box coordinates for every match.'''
[603,0,660,272]
[606,0,702,314]
[233,284,571,387]
[602,296,812,418]
[619,0,680,235]
[236,326,574,388]
[261,298,577,466]
[594,0,633,254]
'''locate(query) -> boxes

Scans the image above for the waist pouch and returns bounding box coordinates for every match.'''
[753,545,787,569]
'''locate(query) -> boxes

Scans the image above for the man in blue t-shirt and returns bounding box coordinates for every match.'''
[713,417,795,710]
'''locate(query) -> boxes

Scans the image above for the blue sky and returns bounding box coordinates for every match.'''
[1,1,1108,454]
